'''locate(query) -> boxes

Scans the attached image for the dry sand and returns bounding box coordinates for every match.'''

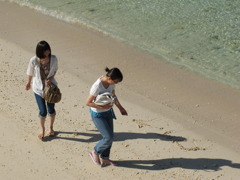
[0,1,240,180]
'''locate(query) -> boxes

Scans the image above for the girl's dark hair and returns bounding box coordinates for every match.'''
[36,40,51,59]
[105,67,123,82]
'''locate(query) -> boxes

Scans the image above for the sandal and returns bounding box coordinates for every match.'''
[101,159,118,166]
[89,152,101,165]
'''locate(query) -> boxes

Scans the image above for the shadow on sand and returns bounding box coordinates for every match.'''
[43,130,186,143]
[43,131,240,171]
[116,158,240,171]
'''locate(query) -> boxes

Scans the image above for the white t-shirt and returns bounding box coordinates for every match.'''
[90,76,115,113]
[26,55,58,97]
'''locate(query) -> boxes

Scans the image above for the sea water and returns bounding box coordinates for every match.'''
[7,0,240,89]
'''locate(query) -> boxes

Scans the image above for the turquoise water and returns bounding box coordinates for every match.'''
[8,0,240,89]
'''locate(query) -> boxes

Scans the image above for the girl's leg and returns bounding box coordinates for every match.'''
[39,118,46,140]
[99,114,117,165]
[47,102,56,136]
[100,114,114,159]
[92,113,114,159]
[34,93,47,140]
[49,115,55,136]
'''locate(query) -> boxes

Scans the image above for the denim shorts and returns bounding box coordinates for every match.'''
[34,93,56,119]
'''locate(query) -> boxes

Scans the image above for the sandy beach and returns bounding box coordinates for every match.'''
[0,1,240,180]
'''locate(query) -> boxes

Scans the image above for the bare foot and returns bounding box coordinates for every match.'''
[48,130,55,137]
[38,133,44,141]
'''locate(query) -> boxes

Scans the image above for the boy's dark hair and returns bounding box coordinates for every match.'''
[105,67,123,82]
[36,40,51,59]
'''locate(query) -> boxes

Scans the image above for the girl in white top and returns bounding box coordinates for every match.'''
[25,41,58,140]
[86,67,127,166]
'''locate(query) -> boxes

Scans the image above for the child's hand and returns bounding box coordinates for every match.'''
[120,107,128,116]
[45,79,52,85]
[101,103,113,109]
[25,82,31,90]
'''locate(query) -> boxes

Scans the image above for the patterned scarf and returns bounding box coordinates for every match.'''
[38,58,51,90]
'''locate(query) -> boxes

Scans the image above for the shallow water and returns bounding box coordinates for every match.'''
[8,0,240,89]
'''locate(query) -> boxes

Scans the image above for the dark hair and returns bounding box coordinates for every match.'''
[105,67,123,82]
[36,40,51,59]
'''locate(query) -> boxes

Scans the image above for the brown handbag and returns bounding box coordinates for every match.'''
[43,84,61,103]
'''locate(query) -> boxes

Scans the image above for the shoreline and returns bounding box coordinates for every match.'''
[8,0,240,90]
[1,1,240,180]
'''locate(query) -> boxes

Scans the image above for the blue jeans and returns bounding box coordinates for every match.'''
[91,109,114,159]
[34,93,56,119]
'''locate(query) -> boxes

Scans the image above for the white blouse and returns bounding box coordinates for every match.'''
[26,55,58,97]
[90,76,115,113]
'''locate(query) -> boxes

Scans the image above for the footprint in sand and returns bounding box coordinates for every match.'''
[132,119,152,128]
